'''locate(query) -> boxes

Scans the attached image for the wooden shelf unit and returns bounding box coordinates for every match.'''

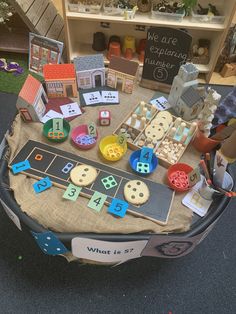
[62,0,236,83]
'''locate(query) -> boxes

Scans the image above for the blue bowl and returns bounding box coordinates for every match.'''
[129,149,158,175]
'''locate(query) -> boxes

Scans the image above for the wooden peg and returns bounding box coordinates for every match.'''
[174,117,182,128]
[139,101,145,115]
[169,127,176,137]
[130,113,137,127]
[176,122,186,136]
[189,122,197,136]
[140,116,146,129]
[150,104,156,116]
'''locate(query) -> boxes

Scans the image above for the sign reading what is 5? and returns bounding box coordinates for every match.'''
[71,238,148,263]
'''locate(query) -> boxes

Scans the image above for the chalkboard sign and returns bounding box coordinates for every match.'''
[141,27,192,91]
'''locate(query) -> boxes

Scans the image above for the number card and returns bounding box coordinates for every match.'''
[63,184,81,201]
[101,91,119,104]
[108,198,129,218]
[12,160,31,174]
[52,118,63,133]
[83,91,102,106]
[88,122,96,137]
[60,102,82,118]
[40,110,63,124]
[139,147,153,164]
[33,177,52,194]
[150,96,171,111]
[117,133,127,147]
[182,177,212,217]
[188,167,201,187]
[88,191,107,212]
[213,150,228,187]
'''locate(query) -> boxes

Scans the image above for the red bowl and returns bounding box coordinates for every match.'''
[71,124,98,150]
[167,163,193,192]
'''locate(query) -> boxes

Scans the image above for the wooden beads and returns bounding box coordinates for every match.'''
[156,138,185,164]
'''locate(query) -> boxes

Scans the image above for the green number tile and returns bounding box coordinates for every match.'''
[117,133,127,147]
[88,191,107,212]
[53,118,63,133]
[88,122,96,137]
[63,184,82,201]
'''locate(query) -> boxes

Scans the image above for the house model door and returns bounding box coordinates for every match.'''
[65,85,73,97]
[94,74,102,87]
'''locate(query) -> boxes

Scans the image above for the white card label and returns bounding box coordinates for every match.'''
[0,199,22,231]
[101,91,119,103]
[213,150,228,187]
[71,238,148,263]
[182,176,212,217]
[40,110,63,123]
[60,102,82,118]
[83,91,102,105]
[150,96,171,111]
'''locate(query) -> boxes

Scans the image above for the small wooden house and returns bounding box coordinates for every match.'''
[107,56,139,94]
[17,74,48,122]
[74,54,105,89]
[174,86,204,121]
[43,64,78,98]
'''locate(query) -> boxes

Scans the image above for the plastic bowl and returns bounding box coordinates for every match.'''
[129,149,158,175]
[167,163,193,192]
[71,124,98,150]
[99,135,127,161]
[43,118,70,143]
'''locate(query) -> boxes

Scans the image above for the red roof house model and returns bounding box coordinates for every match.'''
[19,74,42,104]
[43,64,76,81]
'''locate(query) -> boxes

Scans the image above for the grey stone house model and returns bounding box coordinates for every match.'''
[168,63,204,121]
[74,54,105,89]
[175,86,204,121]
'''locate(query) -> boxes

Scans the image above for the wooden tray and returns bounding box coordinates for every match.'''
[113,101,197,168]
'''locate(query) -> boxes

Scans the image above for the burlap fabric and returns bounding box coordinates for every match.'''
[7,85,200,234]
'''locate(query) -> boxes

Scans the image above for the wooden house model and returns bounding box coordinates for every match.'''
[107,56,139,94]
[16,74,48,122]
[175,86,204,121]
[43,64,78,98]
[74,54,105,89]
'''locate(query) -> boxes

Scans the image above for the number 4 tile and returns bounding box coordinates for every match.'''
[88,191,107,212]
[139,147,153,164]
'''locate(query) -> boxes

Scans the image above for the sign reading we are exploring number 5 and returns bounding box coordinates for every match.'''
[141,27,192,91]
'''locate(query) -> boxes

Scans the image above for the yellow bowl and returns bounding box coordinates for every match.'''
[99,135,127,161]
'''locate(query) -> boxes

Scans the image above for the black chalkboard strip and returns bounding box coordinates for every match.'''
[140,27,192,92]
